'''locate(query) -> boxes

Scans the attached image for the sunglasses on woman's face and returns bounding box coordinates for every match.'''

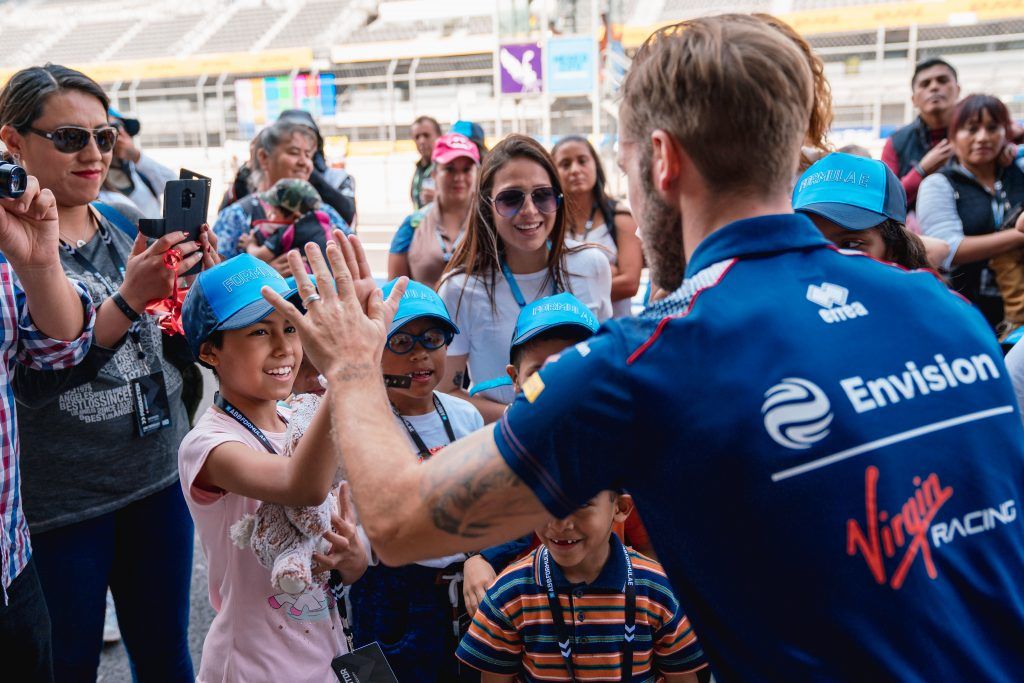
[491,186,562,218]
[387,327,454,355]
[27,126,118,154]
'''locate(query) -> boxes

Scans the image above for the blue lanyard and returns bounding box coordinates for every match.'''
[214,392,279,455]
[499,259,559,308]
[540,544,635,681]
[435,224,464,264]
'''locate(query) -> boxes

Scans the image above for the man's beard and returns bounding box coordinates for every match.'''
[638,171,686,292]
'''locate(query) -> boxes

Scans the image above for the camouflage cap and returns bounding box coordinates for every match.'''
[261,178,321,215]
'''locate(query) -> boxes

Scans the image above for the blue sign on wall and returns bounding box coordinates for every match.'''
[546,36,596,95]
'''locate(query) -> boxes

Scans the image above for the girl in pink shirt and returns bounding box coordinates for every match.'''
[178,255,368,682]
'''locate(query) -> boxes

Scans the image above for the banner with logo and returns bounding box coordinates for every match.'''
[546,36,596,95]
[499,42,543,95]
[234,73,337,138]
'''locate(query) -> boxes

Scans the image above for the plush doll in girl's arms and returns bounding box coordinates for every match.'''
[229,392,342,593]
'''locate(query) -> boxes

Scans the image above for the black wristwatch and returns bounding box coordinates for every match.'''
[111,291,141,322]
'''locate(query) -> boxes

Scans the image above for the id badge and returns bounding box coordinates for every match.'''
[331,642,399,682]
[131,371,173,437]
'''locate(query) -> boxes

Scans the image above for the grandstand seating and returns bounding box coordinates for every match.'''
[194,5,286,54]
[264,0,354,50]
[45,20,140,65]
[659,0,770,21]
[109,13,208,61]
[1,0,1022,153]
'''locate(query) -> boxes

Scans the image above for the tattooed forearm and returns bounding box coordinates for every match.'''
[420,430,539,538]
[451,370,465,390]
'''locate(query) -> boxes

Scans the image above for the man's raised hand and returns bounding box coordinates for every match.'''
[260,236,407,380]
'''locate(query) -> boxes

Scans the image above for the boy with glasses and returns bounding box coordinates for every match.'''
[346,278,484,682]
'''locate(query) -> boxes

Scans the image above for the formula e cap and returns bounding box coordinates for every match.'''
[511,292,599,348]
[183,254,297,357]
[793,152,907,230]
[469,293,599,397]
[382,278,459,338]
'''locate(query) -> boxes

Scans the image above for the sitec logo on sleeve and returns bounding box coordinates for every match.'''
[761,378,833,450]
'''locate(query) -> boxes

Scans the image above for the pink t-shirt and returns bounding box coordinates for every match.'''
[178,406,347,683]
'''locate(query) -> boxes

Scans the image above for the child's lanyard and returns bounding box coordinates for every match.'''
[391,394,456,460]
[541,544,636,682]
[499,258,559,309]
[214,392,279,455]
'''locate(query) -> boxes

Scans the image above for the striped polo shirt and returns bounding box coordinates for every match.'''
[456,534,706,681]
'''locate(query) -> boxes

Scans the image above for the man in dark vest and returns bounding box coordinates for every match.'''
[881,58,959,208]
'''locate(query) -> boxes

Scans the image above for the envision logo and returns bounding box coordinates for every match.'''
[762,378,833,450]
[841,353,1000,413]
[806,282,868,324]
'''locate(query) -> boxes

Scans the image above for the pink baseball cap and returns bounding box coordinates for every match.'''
[432,133,480,165]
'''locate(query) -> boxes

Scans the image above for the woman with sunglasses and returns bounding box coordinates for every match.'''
[388,133,479,289]
[0,64,216,682]
[438,134,612,422]
[553,135,643,318]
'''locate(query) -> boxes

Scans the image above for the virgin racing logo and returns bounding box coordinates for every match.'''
[846,466,1017,590]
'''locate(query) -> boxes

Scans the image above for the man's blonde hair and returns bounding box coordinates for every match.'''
[620,14,814,195]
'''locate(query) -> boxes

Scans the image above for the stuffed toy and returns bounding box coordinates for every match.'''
[229,392,340,594]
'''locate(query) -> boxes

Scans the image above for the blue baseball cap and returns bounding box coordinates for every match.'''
[469,293,598,397]
[451,120,485,147]
[381,278,459,338]
[108,107,140,137]
[793,152,907,230]
[183,254,298,357]
[511,292,599,349]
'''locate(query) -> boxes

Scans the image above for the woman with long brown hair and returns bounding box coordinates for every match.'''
[438,134,612,422]
[553,135,642,317]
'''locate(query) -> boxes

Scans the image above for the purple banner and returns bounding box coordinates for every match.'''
[499,42,543,95]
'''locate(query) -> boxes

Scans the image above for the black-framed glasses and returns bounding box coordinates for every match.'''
[27,126,118,154]
[491,186,562,218]
[387,327,454,354]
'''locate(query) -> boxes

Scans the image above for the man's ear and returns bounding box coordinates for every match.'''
[614,492,635,524]
[649,129,684,195]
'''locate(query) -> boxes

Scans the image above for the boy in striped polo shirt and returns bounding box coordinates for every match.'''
[456,489,707,681]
